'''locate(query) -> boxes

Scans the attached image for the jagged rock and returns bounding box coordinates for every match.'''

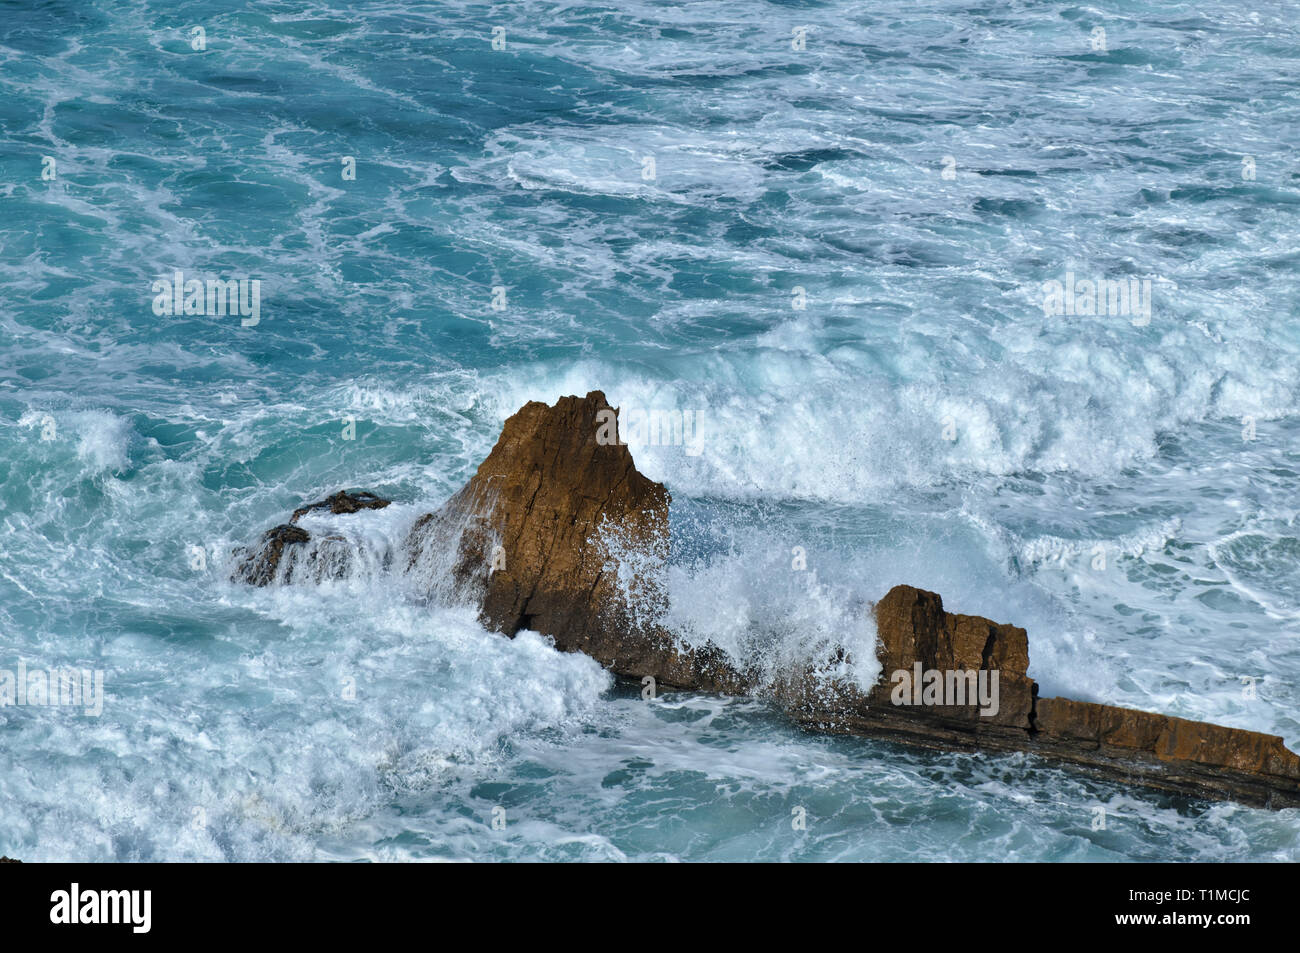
[232,524,311,587]
[0,856,19,863]
[869,584,1035,729]
[407,391,748,693]
[291,490,390,523]
[780,584,1300,808]
[776,586,1040,750]
[231,491,390,586]
[228,394,1300,808]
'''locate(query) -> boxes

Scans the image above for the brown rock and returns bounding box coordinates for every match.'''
[227,394,1300,808]
[1031,696,1101,744]
[868,584,1036,729]
[231,490,391,586]
[775,587,1038,753]
[1035,696,1300,803]
[407,391,747,693]
[231,524,311,587]
[291,490,390,523]
[784,588,1300,806]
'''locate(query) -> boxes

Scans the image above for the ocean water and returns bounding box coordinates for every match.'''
[2,0,1299,861]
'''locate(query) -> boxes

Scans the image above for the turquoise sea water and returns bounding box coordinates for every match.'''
[2,0,1299,860]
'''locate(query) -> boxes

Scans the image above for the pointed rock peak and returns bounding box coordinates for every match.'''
[468,391,659,504]
[225,396,1300,808]
[445,392,671,643]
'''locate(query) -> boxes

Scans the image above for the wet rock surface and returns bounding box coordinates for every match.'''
[230,394,1300,808]
[784,584,1300,807]
[408,391,748,693]
[232,523,312,587]
[1032,696,1300,807]
[232,491,391,587]
[290,490,390,523]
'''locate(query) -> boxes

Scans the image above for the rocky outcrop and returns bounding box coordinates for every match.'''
[406,392,748,693]
[869,584,1036,729]
[0,856,19,863]
[232,524,311,587]
[232,490,391,586]
[290,490,389,523]
[781,584,1300,807]
[1032,697,1300,807]
[229,393,1300,808]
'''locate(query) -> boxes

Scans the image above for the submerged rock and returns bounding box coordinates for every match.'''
[290,490,390,523]
[230,393,1300,808]
[232,523,311,587]
[231,490,391,586]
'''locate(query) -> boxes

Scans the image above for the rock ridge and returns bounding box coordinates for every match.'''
[231,392,1300,808]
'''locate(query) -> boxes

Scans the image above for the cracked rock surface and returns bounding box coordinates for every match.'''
[231,393,1300,808]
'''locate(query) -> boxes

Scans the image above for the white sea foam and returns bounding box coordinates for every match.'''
[4,0,1300,863]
